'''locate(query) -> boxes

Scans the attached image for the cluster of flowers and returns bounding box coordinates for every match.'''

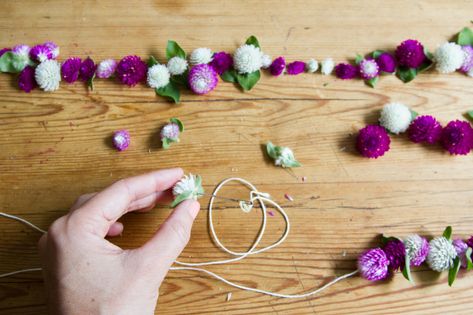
[356,102,473,158]
[358,227,472,286]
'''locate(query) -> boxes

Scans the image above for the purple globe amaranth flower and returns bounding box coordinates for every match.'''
[460,45,473,73]
[335,63,358,79]
[188,64,218,95]
[359,59,379,80]
[358,248,390,281]
[286,61,305,75]
[356,125,391,159]
[441,120,473,155]
[408,115,443,144]
[30,44,52,62]
[116,55,147,87]
[383,239,406,271]
[395,39,426,68]
[209,51,233,75]
[43,41,59,59]
[467,236,473,249]
[0,48,11,57]
[404,234,429,267]
[112,130,130,151]
[80,57,97,82]
[12,44,30,57]
[160,123,180,140]
[376,52,396,73]
[96,59,117,79]
[18,65,37,93]
[453,239,469,268]
[61,57,82,83]
[269,56,286,76]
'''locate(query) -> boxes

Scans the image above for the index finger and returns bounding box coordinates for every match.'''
[73,168,183,237]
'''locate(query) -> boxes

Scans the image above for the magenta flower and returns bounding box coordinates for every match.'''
[453,239,469,268]
[467,236,473,249]
[441,120,473,155]
[383,239,406,271]
[43,41,59,59]
[358,248,390,281]
[0,48,11,57]
[460,45,473,73]
[116,55,147,87]
[18,66,37,93]
[30,44,52,62]
[96,59,117,79]
[356,125,391,158]
[112,130,130,151]
[209,51,233,75]
[405,234,429,267]
[334,63,358,79]
[188,64,218,95]
[286,61,305,75]
[12,44,30,57]
[269,56,286,76]
[395,39,426,68]
[408,115,443,144]
[376,52,396,73]
[359,59,379,80]
[61,57,82,83]
[80,57,97,82]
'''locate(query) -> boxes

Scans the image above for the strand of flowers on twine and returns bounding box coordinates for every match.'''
[0,177,359,298]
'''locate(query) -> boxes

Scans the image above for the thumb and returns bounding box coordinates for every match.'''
[139,199,200,270]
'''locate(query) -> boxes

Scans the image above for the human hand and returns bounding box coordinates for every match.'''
[38,168,200,315]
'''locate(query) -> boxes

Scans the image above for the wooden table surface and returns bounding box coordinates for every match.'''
[1,1,473,314]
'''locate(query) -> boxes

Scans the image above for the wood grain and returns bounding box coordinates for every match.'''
[1,1,473,314]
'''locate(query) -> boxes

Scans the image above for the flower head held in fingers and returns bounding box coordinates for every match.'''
[161,118,184,149]
[172,174,204,207]
[112,130,130,151]
[266,142,301,168]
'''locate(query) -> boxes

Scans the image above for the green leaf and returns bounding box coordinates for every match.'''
[465,110,473,123]
[171,191,192,208]
[170,117,184,132]
[366,76,379,88]
[418,52,433,73]
[284,159,302,168]
[410,109,419,120]
[87,73,96,91]
[448,256,461,287]
[236,70,260,91]
[148,56,159,67]
[443,226,452,241]
[396,67,417,83]
[423,48,434,61]
[0,51,29,73]
[266,142,278,159]
[162,137,171,149]
[355,54,363,65]
[381,235,402,246]
[171,71,188,86]
[457,27,473,46]
[221,69,237,83]
[155,81,180,103]
[245,35,260,48]
[466,247,473,271]
[372,50,384,59]
[402,253,414,284]
[166,40,186,60]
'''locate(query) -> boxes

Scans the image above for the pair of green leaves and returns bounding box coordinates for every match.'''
[0,51,34,73]
[266,141,302,168]
[396,49,433,83]
[221,35,261,91]
[441,226,473,287]
[150,40,188,103]
[380,235,414,284]
[170,174,204,208]
[162,117,184,149]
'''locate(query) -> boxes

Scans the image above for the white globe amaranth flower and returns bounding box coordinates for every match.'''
[189,47,213,65]
[167,56,188,75]
[434,42,465,74]
[233,44,263,74]
[261,54,272,69]
[172,174,204,207]
[427,236,457,272]
[379,102,413,134]
[321,58,334,75]
[35,60,61,92]
[306,59,319,73]
[266,142,301,168]
[147,64,170,89]
[276,147,296,166]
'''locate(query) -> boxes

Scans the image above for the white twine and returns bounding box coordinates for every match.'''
[0,177,358,298]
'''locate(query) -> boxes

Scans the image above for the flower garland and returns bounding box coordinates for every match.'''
[2,27,473,101]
